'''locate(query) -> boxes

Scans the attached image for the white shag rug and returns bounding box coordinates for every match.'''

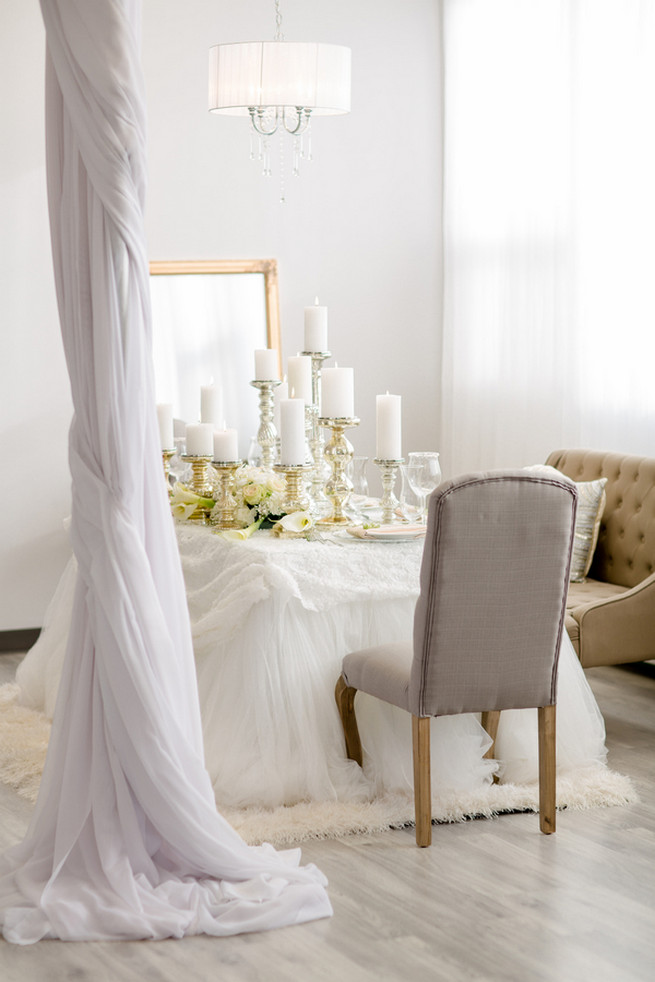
[0,683,639,847]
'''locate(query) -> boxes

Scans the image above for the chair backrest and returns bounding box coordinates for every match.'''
[409,470,577,718]
[546,448,655,588]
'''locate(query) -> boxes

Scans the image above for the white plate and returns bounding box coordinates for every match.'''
[346,525,426,542]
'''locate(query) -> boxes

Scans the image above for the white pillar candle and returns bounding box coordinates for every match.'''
[304,297,328,352]
[156,403,174,450]
[287,355,313,404]
[213,427,239,462]
[254,348,280,380]
[376,393,402,459]
[185,422,214,456]
[321,366,354,418]
[279,398,306,465]
[273,379,289,431]
[200,384,222,425]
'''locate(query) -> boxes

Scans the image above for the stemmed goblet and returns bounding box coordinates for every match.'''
[407,452,442,524]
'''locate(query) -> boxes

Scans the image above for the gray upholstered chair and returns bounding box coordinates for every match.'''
[335,470,578,847]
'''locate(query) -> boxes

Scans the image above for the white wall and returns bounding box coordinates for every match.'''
[0,0,442,630]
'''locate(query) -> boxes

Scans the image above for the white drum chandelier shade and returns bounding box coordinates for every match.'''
[208,1,351,189]
[208,41,351,121]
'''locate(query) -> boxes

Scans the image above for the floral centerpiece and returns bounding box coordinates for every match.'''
[229,466,287,528]
[170,465,314,539]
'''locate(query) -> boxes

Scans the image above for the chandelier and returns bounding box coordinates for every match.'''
[208,1,351,187]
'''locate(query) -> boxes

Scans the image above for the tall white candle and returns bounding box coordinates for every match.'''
[254,348,280,380]
[213,427,239,462]
[200,384,222,425]
[376,393,402,459]
[304,297,328,352]
[185,422,214,456]
[279,399,306,465]
[287,355,313,404]
[273,379,289,431]
[321,366,354,418]
[156,403,174,450]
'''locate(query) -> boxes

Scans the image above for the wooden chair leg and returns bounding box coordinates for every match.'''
[412,715,432,847]
[481,710,501,758]
[538,704,557,834]
[335,676,363,766]
[481,710,501,783]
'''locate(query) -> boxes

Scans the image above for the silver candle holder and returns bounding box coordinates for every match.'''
[273,463,311,526]
[250,379,281,470]
[162,448,176,494]
[373,457,405,525]
[317,417,360,527]
[180,454,214,520]
[210,459,242,529]
[301,350,331,508]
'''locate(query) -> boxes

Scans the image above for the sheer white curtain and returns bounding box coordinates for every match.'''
[0,0,330,945]
[440,0,655,478]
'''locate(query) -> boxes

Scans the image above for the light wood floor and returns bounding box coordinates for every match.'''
[0,652,653,982]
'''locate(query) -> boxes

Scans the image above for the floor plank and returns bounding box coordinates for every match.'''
[0,653,653,981]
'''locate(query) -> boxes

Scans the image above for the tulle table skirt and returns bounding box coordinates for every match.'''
[17,524,608,809]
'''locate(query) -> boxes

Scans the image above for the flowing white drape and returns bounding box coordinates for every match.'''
[441,0,655,478]
[0,0,330,944]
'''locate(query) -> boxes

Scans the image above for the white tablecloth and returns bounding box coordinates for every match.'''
[16,524,608,809]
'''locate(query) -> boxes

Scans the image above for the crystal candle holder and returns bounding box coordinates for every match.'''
[373,457,405,525]
[301,350,331,508]
[210,460,242,529]
[180,454,214,520]
[317,417,360,527]
[250,379,281,470]
[273,463,311,524]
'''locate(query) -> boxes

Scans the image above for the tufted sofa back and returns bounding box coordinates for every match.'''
[546,449,655,589]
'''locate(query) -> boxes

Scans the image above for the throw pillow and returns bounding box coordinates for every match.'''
[524,465,607,582]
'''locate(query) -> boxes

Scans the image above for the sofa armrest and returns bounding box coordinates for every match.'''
[569,571,655,668]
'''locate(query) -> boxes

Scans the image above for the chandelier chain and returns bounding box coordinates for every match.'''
[274,0,284,41]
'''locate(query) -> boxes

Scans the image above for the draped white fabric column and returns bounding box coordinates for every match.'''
[441,0,655,478]
[0,0,331,944]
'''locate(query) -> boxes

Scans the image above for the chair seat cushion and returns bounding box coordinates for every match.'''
[564,578,627,654]
[342,641,414,712]
[567,577,628,610]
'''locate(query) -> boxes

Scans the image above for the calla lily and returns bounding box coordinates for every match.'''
[170,482,215,520]
[217,517,264,541]
[171,501,200,520]
[272,511,313,535]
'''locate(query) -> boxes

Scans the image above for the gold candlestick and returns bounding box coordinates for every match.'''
[180,453,214,520]
[162,448,175,495]
[317,417,360,527]
[273,463,311,522]
[210,460,242,528]
[250,379,281,470]
[374,457,405,525]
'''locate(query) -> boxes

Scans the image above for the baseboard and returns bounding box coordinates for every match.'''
[0,629,40,654]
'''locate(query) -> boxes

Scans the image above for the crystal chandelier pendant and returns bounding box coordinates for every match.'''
[208,0,350,191]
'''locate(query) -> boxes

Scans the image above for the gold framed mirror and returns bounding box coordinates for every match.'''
[149,259,281,457]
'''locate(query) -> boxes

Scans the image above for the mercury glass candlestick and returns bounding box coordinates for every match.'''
[301,350,331,507]
[250,379,281,470]
[317,417,360,526]
[374,457,405,525]
[273,463,311,521]
[210,459,242,528]
[162,448,176,493]
[180,453,214,520]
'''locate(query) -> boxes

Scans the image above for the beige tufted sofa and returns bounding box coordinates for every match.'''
[546,449,655,668]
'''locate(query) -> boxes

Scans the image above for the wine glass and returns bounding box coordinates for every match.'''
[407,452,441,523]
[398,464,422,523]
